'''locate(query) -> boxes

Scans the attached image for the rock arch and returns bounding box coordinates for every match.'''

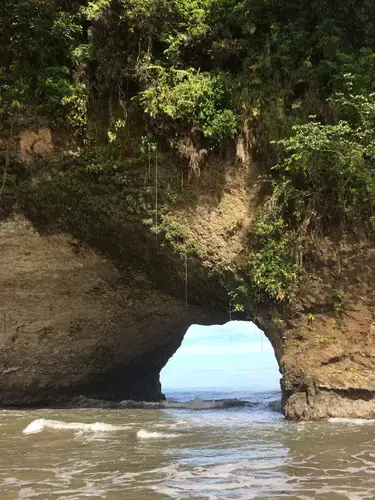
[1,214,375,420]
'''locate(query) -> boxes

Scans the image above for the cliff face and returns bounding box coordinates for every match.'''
[0,130,375,419]
[0,215,225,405]
[270,240,375,420]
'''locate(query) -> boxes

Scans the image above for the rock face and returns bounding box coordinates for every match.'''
[278,240,375,420]
[0,215,223,405]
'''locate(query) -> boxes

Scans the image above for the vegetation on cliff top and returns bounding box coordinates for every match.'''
[1,0,375,306]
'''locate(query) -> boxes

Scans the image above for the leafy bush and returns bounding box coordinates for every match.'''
[139,67,237,142]
[273,77,375,231]
[37,67,72,126]
[244,200,300,303]
[248,238,298,303]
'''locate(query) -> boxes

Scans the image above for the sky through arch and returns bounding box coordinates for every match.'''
[161,321,280,391]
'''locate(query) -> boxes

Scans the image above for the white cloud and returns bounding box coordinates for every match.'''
[161,321,279,390]
[186,321,262,340]
[174,341,274,357]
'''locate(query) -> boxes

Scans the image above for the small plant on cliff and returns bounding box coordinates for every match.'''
[307,313,316,324]
[245,201,300,304]
[316,334,336,346]
[228,288,246,316]
[332,288,344,315]
[248,238,298,303]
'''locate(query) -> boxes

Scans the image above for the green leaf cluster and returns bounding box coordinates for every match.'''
[273,77,375,231]
[139,67,237,141]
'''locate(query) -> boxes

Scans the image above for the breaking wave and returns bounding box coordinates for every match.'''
[137,429,179,439]
[120,397,247,410]
[43,391,282,414]
[23,419,128,435]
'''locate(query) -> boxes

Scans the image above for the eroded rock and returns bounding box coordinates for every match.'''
[0,214,223,405]
[19,128,54,164]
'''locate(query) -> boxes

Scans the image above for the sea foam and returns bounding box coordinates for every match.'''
[23,419,127,435]
[137,429,178,439]
[328,418,375,424]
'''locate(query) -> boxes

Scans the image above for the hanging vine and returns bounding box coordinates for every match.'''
[155,149,158,244]
[184,249,188,307]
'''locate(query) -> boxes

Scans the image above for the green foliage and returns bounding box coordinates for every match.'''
[249,238,297,303]
[140,133,157,155]
[3,0,375,150]
[2,0,375,307]
[248,223,299,303]
[242,199,300,303]
[332,288,344,315]
[316,334,336,346]
[307,313,316,323]
[37,67,72,126]
[2,61,88,134]
[156,219,203,258]
[273,78,375,231]
[1,0,86,133]
[139,67,237,141]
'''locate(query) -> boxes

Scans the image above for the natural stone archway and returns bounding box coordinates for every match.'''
[1,132,375,419]
[1,213,375,420]
[1,0,375,425]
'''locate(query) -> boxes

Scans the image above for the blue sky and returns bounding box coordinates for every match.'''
[160,321,280,391]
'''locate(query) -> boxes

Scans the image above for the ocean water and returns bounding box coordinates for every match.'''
[0,388,375,499]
